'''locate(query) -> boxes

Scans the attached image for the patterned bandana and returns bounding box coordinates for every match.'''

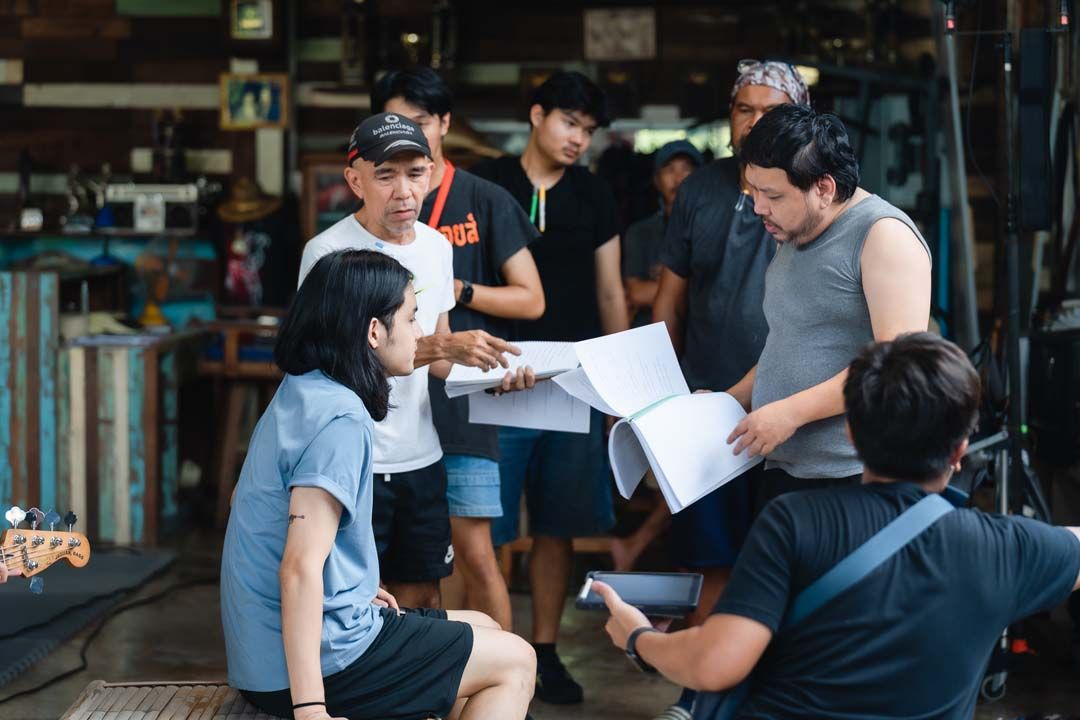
[730,59,811,107]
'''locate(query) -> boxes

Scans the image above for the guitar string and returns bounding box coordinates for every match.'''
[2,544,83,560]
[1,544,85,569]
[3,550,81,566]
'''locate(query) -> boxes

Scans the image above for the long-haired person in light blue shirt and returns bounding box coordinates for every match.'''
[220,249,535,720]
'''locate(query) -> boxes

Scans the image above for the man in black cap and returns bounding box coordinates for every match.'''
[622,139,703,328]
[299,112,533,610]
[374,68,545,635]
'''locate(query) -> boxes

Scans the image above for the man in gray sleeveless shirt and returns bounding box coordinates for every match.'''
[726,104,932,508]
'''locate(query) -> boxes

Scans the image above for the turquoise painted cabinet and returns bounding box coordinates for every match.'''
[1,271,189,545]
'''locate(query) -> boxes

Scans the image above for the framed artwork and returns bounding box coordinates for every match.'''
[583,8,657,61]
[220,73,289,130]
[301,154,360,244]
[230,0,274,40]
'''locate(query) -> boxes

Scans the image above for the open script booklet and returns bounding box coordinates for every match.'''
[449,323,762,513]
[553,323,762,513]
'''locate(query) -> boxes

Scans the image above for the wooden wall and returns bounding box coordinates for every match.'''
[59,341,183,546]
[0,0,288,228]
[0,271,59,514]
[0,1,946,215]
[0,270,190,545]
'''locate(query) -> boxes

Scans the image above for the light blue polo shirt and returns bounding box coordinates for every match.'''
[220,370,384,692]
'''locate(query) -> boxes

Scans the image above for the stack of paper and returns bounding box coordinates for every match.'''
[469,380,591,434]
[557,323,762,513]
[445,341,579,398]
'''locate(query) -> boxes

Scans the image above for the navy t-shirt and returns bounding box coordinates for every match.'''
[420,167,538,460]
[659,157,774,391]
[714,482,1080,719]
[472,155,619,342]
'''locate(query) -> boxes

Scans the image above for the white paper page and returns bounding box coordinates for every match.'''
[633,426,686,513]
[446,341,579,397]
[468,381,591,434]
[630,392,762,513]
[607,419,652,499]
[552,368,621,417]
[573,323,689,418]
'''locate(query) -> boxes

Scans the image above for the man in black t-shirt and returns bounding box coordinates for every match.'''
[374,68,545,635]
[472,71,630,706]
[595,333,1080,720]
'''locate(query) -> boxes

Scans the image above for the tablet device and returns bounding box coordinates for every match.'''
[575,571,703,617]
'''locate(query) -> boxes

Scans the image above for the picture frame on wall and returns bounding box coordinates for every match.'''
[230,0,274,40]
[220,73,289,130]
[583,8,656,61]
[301,154,361,245]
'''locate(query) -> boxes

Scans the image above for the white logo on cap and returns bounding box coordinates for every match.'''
[384,114,400,123]
[384,139,422,151]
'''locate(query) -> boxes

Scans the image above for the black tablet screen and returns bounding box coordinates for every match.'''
[581,572,700,608]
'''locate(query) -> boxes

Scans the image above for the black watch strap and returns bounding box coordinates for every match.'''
[626,626,659,673]
[459,280,474,305]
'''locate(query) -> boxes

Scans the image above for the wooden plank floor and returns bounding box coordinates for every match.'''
[59,680,285,720]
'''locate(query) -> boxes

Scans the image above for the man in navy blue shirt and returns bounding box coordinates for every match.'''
[595,333,1080,719]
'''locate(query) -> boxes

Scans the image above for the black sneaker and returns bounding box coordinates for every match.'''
[535,652,584,704]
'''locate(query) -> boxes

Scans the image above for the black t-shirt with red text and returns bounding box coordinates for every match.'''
[421,166,538,461]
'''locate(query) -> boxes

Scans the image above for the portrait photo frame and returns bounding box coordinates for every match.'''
[230,0,274,41]
[219,72,289,130]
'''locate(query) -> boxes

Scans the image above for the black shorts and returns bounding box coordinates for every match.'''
[241,607,473,720]
[373,460,454,584]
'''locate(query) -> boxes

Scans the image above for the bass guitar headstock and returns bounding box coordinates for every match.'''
[2,507,91,582]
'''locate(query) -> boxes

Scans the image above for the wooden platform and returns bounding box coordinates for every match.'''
[60,680,286,720]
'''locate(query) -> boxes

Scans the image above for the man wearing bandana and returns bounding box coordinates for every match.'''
[646,60,810,720]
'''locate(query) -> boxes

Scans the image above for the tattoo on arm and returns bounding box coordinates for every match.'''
[288,514,305,525]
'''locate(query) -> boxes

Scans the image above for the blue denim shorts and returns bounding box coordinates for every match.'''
[444,454,504,519]
[491,410,615,546]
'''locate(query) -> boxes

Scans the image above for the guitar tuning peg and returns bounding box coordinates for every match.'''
[5,506,25,529]
[44,510,61,531]
[27,508,43,530]
[29,576,44,595]
[64,511,78,532]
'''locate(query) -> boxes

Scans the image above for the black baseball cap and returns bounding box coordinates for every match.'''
[346,112,432,166]
[653,139,704,174]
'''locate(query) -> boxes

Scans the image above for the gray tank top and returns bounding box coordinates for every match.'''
[751,194,930,479]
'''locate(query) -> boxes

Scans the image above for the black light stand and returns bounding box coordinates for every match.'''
[945,2,1069,699]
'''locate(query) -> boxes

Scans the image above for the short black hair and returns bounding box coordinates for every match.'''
[739,104,859,202]
[372,67,454,117]
[530,71,610,127]
[844,333,981,483]
[275,250,412,421]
